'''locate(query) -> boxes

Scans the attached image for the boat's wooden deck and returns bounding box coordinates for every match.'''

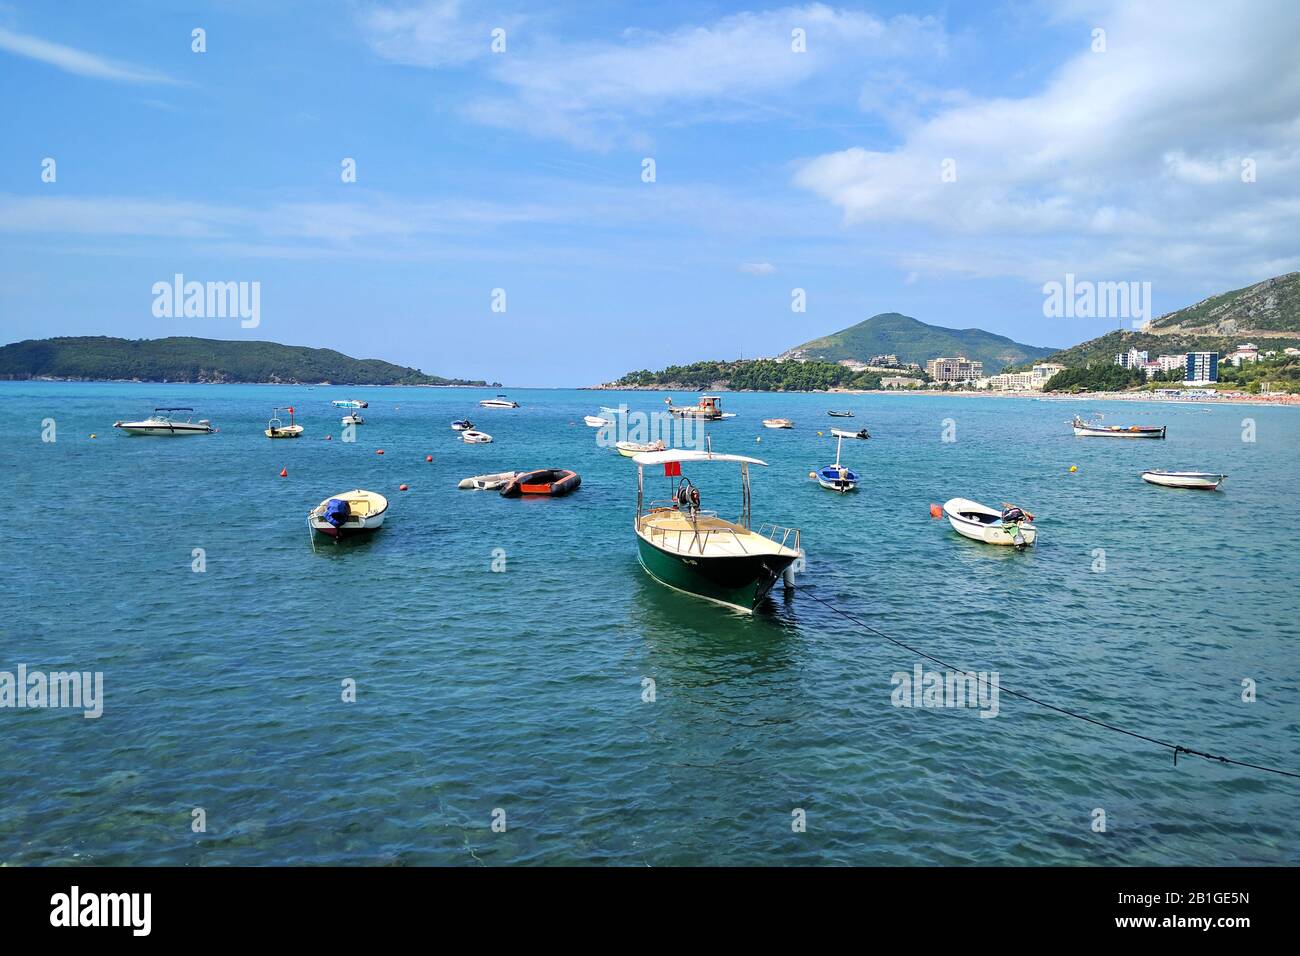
[638,513,793,557]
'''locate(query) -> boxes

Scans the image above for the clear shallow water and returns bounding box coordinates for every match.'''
[1,382,1297,866]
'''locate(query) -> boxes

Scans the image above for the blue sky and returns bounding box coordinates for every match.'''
[2,1,1297,385]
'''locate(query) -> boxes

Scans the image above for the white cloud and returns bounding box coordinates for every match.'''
[0,25,174,83]
[792,0,1300,285]
[739,262,775,275]
[364,3,946,148]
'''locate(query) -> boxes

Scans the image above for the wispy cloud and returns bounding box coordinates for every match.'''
[363,3,946,148]
[739,261,775,275]
[0,25,174,83]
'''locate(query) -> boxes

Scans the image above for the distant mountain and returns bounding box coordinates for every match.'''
[1046,272,1300,368]
[0,336,493,386]
[781,312,1055,372]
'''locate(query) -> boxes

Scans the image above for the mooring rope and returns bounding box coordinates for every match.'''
[791,583,1300,780]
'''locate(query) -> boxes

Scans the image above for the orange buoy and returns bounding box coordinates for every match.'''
[376,449,384,455]
[399,483,408,491]
[279,467,288,478]
[929,503,942,518]
[426,455,433,462]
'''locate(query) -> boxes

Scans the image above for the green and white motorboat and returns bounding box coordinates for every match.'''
[632,448,802,614]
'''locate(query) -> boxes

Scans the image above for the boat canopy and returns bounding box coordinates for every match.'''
[632,449,768,467]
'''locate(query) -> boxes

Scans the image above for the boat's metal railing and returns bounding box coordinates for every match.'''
[640,503,755,556]
[755,523,800,554]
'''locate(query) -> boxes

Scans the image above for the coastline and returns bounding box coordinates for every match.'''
[588,383,1299,407]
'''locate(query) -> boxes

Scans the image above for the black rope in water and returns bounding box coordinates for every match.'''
[790,583,1300,780]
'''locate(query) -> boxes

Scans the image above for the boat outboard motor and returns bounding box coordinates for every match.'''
[324,498,351,528]
[1001,505,1025,524]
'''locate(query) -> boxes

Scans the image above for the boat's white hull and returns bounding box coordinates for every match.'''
[943,497,1037,546]
[479,400,519,408]
[816,476,858,493]
[462,430,493,443]
[307,490,389,538]
[584,416,611,427]
[341,415,365,425]
[762,420,794,429]
[616,441,664,457]
[1141,471,1225,489]
[1072,424,1165,438]
[831,429,868,440]
[113,421,212,436]
[266,426,304,439]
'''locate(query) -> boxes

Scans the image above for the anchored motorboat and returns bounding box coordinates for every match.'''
[265,406,303,439]
[831,427,870,440]
[762,418,794,429]
[1071,415,1165,438]
[331,399,368,408]
[616,439,665,458]
[113,408,214,436]
[450,419,474,431]
[480,395,520,408]
[942,498,1037,547]
[458,471,521,491]
[341,412,365,426]
[1141,470,1226,490]
[827,410,854,417]
[632,448,801,613]
[664,395,725,420]
[584,415,612,427]
[307,489,389,539]
[500,469,581,497]
[461,429,493,443]
[813,434,860,493]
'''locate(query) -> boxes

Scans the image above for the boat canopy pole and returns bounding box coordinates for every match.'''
[636,465,644,520]
[740,462,751,528]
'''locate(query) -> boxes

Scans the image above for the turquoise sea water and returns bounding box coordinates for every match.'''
[2,382,1297,866]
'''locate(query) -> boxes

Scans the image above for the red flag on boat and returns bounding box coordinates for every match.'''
[287,406,294,414]
[664,461,681,477]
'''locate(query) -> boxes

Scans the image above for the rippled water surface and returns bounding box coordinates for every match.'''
[2,383,1297,865]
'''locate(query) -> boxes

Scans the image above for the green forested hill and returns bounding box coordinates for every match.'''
[612,358,885,391]
[0,336,491,386]
[781,312,1054,371]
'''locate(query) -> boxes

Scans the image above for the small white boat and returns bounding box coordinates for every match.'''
[762,418,794,429]
[461,429,493,443]
[1141,470,1226,490]
[450,419,474,431]
[480,395,520,408]
[1071,415,1165,438]
[341,412,365,425]
[942,498,1037,547]
[307,489,388,538]
[831,427,870,440]
[616,439,665,458]
[265,406,303,439]
[458,471,521,491]
[331,399,368,409]
[113,407,214,436]
[584,415,611,427]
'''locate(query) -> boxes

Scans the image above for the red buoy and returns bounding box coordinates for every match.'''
[399,484,408,491]
[426,455,433,462]
[929,503,942,518]
[376,449,384,455]
[279,467,288,478]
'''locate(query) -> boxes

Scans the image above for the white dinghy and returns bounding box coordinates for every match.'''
[942,497,1037,547]
[461,429,493,444]
[584,415,612,427]
[1140,470,1226,490]
[458,471,520,490]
